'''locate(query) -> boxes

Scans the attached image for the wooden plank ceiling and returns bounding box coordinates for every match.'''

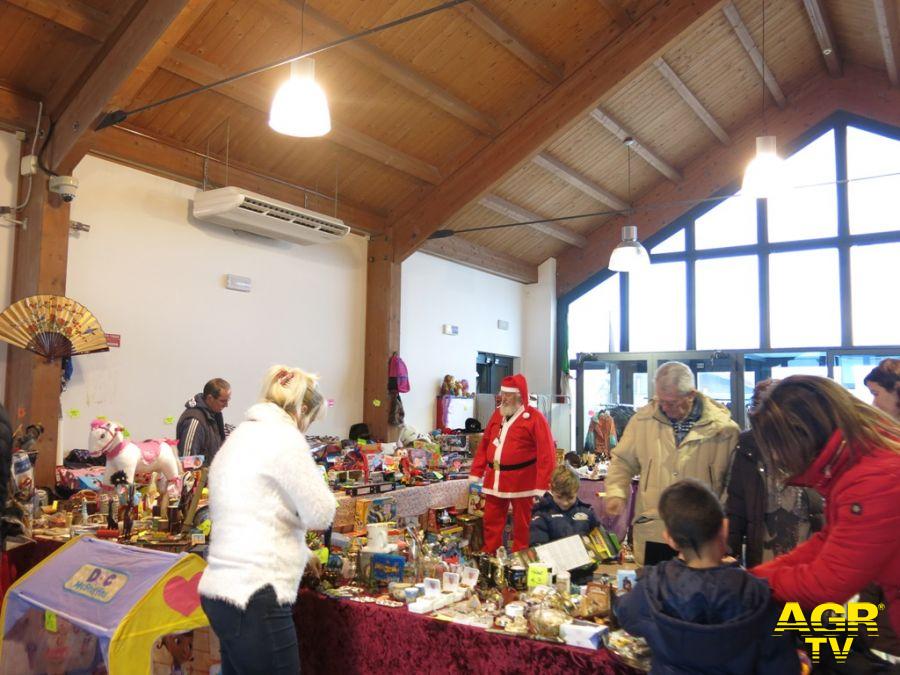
[0,0,897,280]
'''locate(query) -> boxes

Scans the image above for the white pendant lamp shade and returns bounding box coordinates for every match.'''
[269,59,331,137]
[742,135,786,199]
[609,225,650,272]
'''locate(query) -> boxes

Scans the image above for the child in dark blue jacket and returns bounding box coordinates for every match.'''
[530,466,599,584]
[615,479,799,675]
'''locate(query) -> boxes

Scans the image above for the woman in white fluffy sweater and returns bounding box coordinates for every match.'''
[199,365,336,674]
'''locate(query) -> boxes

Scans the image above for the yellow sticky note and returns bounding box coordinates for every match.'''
[373,399,382,408]
[44,610,57,633]
[163,416,175,425]
[68,409,80,418]
[315,547,329,564]
[527,563,550,589]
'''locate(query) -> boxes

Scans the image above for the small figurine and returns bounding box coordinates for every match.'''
[460,379,470,397]
[440,374,455,397]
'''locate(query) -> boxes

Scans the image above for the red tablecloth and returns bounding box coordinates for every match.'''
[293,589,640,675]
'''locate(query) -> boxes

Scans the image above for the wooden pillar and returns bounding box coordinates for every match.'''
[4,159,71,488]
[363,230,401,442]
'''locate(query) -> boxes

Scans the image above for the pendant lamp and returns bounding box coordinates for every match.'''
[269,58,331,137]
[741,1,784,199]
[609,138,649,272]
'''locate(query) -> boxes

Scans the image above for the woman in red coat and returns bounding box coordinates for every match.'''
[749,375,900,664]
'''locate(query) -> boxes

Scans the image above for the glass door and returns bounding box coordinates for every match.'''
[832,351,900,403]
[575,357,649,451]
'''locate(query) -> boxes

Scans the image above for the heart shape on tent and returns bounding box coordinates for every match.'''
[163,572,202,617]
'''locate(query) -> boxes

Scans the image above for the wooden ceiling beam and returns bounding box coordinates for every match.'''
[597,0,634,31]
[275,0,498,136]
[722,2,787,109]
[590,108,682,182]
[556,64,900,297]
[873,0,900,87]
[532,152,629,210]
[4,0,112,42]
[420,236,538,284]
[653,57,730,144]
[0,85,41,133]
[49,0,191,173]
[107,0,214,110]
[390,0,723,259]
[87,125,386,234]
[479,194,587,248]
[163,49,442,185]
[456,1,562,84]
[802,0,842,78]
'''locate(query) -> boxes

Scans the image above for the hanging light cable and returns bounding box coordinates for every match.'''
[269,1,331,137]
[741,0,786,199]
[609,138,650,272]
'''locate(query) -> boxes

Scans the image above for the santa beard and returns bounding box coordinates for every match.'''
[500,401,520,417]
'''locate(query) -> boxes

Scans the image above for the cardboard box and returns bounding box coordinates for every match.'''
[354,496,398,531]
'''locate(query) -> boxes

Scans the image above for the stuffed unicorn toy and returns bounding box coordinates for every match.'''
[88,419,183,501]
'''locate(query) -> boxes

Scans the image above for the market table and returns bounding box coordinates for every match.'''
[293,589,641,675]
[334,478,471,530]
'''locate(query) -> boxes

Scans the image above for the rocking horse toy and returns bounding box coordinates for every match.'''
[88,419,183,501]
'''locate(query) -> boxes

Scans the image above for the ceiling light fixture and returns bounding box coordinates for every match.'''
[741,1,786,199]
[269,1,330,138]
[269,59,331,137]
[609,137,649,272]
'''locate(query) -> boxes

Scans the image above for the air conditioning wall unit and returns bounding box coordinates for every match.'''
[191,186,350,245]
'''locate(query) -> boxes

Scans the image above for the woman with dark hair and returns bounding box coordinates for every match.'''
[725,380,823,567]
[749,375,900,665]
[864,358,900,420]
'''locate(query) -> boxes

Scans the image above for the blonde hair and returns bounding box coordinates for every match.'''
[550,465,579,499]
[260,365,319,422]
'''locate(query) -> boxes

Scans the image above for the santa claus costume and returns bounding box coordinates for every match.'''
[469,374,557,552]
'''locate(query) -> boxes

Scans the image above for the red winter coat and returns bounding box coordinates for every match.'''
[751,430,900,636]
[469,406,556,499]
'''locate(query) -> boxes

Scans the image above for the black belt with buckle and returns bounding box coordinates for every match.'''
[491,458,536,471]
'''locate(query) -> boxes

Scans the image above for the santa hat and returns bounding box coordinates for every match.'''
[499,374,529,406]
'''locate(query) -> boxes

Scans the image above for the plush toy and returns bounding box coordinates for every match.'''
[88,419,183,502]
[460,379,470,397]
[440,375,455,396]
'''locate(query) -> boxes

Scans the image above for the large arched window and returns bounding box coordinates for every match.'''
[564,113,900,359]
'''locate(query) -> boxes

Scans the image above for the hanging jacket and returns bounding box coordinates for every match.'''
[616,558,799,674]
[725,431,824,567]
[606,392,740,564]
[751,429,900,639]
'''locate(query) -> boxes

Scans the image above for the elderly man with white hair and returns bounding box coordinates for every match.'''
[604,361,739,565]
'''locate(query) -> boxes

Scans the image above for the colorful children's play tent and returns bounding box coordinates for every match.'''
[0,536,218,674]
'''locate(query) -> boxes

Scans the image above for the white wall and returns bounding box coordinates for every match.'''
[0,131,21,398]
[57,155,367,455]
[522,258,557,398]
[399,252,524,432]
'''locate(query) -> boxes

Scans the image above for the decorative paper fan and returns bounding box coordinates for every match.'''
[0,295,109,360]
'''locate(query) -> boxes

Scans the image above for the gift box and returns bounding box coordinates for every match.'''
[467,482,485,516]
[426,507,457,533]
[333,495,356,532]
[456,513,483,553]
[354,496,398,531]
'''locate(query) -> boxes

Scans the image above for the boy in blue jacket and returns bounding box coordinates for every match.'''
[530,466,599,584]
[615,479,799,674]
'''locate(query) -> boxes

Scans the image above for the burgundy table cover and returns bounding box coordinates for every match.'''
[294,589,641,675]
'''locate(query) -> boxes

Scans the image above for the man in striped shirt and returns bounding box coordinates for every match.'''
[177,378,230,464]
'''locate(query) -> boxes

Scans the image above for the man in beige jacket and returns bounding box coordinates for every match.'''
[605,362,739,565]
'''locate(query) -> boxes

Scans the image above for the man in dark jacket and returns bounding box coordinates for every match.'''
[177,378,230,463]
[616,480,798,674]
[531,466,600,584]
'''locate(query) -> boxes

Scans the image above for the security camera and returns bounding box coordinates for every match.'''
[49,175,79,202]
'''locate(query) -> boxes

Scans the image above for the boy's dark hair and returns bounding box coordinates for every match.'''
[658,479,724,554]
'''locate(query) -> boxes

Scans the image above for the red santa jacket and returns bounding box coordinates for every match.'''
[751,429,900,636]
[469,405,556,499]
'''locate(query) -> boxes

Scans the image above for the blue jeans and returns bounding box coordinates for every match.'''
[201,586,299,674]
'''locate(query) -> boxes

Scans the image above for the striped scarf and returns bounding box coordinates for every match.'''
[668,397,703,446]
